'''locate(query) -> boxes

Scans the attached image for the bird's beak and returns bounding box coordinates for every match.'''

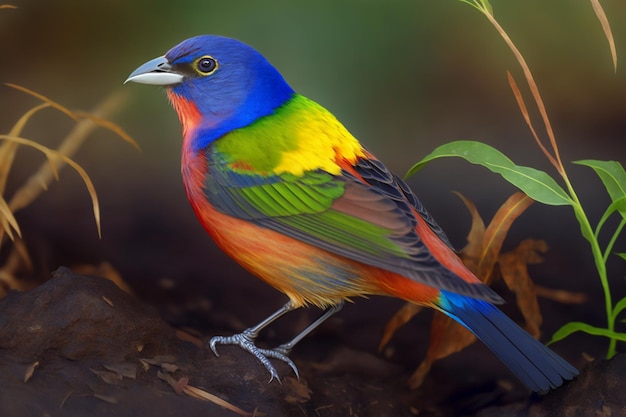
[124,56,184,85]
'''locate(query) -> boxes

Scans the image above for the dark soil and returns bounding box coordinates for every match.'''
[0,267,624,417]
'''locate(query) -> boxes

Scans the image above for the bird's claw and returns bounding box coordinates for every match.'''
[209,331,299,382]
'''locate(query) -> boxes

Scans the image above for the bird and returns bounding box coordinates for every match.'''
[125,35,578,391]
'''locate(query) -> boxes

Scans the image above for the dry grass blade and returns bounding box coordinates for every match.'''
[506,72,558,171]
[480,12,565,176]
[0,103,51,196]
[8,90,130,216]
[184,384,257,416]
[8,238,32,273]
[23,361,39,383]
[0,89,132,242]
[74,112,140,151]
[8,91,127,213]
[0,134,101,236]
[0,239,32,296]
[8,103,51,137]
[157,371,255,416]
[4,83,78,121]
[0,195,19,240]
[0,4,17,9]
[590,0,617,72]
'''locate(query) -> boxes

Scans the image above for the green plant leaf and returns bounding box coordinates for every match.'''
[406,141,572,206]
[548,321,626,345]
[458,0,493,14]
[574,160,626,215]
[615,253,626,262]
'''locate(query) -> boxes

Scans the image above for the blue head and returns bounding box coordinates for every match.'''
[126,35,295,150]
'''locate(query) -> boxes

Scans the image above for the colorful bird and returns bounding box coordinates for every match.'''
[126,35,578,391]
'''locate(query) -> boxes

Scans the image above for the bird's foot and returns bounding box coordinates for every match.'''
[209,330,299,383]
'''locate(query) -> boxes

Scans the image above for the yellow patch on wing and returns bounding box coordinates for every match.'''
[273,99,364,176]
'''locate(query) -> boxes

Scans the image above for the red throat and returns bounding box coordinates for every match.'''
[166,90,202,144]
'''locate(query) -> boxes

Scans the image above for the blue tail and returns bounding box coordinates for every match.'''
[438,290,578,392]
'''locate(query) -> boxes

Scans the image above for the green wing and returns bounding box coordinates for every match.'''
[203,151,502,303]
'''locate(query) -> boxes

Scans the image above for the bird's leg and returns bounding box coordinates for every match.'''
[273,301,344,356]
[209,301,298,382]
[209,301,345,382]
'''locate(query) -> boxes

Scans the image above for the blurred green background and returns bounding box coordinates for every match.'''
[1,0,625,351]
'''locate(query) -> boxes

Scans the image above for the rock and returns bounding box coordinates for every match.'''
[0,266,173,361]
[476,354,626,417]
[0,267,413,416]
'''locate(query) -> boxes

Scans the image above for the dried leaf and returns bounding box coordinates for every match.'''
[478,192,534,282]
[409,313,476,389]
[90,368,122,384]
[535,285,586,304]
[158,372,188,395]
[138,359,151,371]
[141,355,177,366]
[93,393,118,404]
[103,362,137,379]
[378,303,423,352]
[141,355,180,374]
[383,193,536,388]
[161,363,179,373]
[454,191,486,274]
[498,239,546,338]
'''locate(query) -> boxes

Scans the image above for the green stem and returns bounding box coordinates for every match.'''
[603,218,626,264]
[566,180,616,358]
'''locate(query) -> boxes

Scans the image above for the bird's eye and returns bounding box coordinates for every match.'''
[195,56,218,75]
